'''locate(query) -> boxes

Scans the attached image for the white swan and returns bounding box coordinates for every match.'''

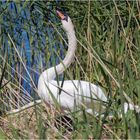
[37,9,107,114]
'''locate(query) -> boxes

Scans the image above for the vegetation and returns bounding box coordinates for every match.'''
[0,0,140,139]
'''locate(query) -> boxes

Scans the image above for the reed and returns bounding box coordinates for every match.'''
[0,1,140,139]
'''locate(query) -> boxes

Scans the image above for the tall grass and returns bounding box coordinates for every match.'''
[0,0,140,139]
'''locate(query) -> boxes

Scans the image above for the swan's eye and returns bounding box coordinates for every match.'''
[57,10,68,22]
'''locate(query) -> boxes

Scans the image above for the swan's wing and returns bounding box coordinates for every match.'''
[54,80,107,108]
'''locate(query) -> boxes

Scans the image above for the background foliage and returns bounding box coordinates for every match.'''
[0,0,140,139]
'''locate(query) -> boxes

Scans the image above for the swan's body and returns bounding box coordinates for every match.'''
[38,78,107,110]
[37,9,140,115]
[38,10,107,114]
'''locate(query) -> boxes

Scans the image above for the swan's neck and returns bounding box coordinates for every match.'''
[40,27,77,82]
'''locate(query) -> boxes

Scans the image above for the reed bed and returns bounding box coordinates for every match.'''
[0,1,140,139]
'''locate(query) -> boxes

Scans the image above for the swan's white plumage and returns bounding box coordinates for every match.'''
[37,15,107,113]
[37,12,139,115]
[38,78,107,110]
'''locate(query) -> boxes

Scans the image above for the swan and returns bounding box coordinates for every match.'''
[37,9,107,115]
[37,9,140,116]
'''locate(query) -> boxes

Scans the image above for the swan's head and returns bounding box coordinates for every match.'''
[56,9,74,32]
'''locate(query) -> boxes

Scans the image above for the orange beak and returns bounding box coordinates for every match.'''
[56,10,65,20]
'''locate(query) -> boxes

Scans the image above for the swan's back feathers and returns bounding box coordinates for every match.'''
[38,79,107,110]
[37,11,107,114]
